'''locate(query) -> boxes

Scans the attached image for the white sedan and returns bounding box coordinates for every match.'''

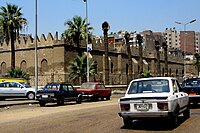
[0,82,36,100]
[118,77,190,128]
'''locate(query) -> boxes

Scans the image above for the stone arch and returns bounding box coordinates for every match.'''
[41,59,48,74]
[20,60,27,71]
[1,62,7,75]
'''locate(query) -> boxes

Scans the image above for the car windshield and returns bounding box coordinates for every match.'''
[182,78,200,87]
[44,84,60,90]
[80,83,96,89]
[127,79,169,94]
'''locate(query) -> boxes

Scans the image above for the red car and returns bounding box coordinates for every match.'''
[77,82,112,101]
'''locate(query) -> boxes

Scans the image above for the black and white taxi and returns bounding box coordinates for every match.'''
[118,77,190,128]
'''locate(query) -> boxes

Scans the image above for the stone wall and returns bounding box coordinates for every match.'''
[0,32,187,86]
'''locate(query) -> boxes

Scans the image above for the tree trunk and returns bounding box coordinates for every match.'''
[10,30,15,69]
[139,44,143,77]
[104,30,109,85]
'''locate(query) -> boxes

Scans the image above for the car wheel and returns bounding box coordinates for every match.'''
[0,97,5,101]
[76,95,82,104]
[92,95,98,102]
[27,92,35,100]
[39,101,46,107]
[57,99,64,105]
[106,95,111,100]
[123,118,132,127]
[170,109,179,129]
[183,106,190,119]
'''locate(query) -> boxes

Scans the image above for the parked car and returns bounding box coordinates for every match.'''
[77,82,112,101]
[36,82,83,107]
[181,77,200,105]
[118,77,190,128]
[0,81,36,100]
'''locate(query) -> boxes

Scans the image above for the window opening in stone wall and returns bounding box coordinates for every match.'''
[41,59,48,74]
[1,62,6,75]
[20,60,27,71]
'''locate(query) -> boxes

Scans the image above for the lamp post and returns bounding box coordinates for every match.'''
[83,0,90,82]
[175,19,196,78]
[35,0,38,98]
[102,21,110,85]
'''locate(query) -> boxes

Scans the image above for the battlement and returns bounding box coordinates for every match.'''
[0,32,60,51]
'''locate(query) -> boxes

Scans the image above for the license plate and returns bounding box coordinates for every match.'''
[136,104,149,111]
[42,95,48,98]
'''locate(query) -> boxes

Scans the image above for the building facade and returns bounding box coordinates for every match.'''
[0,31,192,86]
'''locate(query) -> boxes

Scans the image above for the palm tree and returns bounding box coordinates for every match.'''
[68,55,97,84]
[125,31,132,84]
[0,3,27,69]
[137,34,143,78]
[194,53,200,76]
[155,40,161,76]
[64,16,93,56]
[7,68,29,80]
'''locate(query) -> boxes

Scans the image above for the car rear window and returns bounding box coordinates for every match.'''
[127,79,169,94]
[45,84,60,90]
[182,79,200,87]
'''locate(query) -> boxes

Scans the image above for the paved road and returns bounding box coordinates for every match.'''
[1,95,200,133]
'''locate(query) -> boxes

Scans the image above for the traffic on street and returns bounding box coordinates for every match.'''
[1,94,200,133]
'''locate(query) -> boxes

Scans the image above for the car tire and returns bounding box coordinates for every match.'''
[170,109,179,129]
[76,95,82,104]
[106,94,111,100]
[39,101,46,107]
[0,97,5,101]
[92,95,98,102]
[123,118,132,127]
[57,99,64,105]
[27,92,35,100]
[183,106,190,119]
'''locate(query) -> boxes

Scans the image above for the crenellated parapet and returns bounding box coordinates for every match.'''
[0,32,60,51]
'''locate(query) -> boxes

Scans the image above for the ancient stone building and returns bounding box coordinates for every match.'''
[0,32,186,86]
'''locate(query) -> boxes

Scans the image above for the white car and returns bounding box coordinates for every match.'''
[118,77,190,128]
[0,82,36,100]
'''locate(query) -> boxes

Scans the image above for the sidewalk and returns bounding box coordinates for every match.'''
[0,98,38,108]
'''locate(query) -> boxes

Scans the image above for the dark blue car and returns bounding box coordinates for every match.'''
[36,82,83,107]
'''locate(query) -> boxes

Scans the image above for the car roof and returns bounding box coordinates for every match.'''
[130,77,177,82]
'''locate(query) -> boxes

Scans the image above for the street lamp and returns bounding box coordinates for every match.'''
[83,0,89,82]
[35,0,38,98]
[175,19,196,78]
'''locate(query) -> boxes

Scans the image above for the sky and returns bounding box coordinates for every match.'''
[0,0,200,38]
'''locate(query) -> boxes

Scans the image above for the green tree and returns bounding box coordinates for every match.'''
[7,68,29,80]
[63,16,93,56]
[68,55,97,84]
[0,3,27,69]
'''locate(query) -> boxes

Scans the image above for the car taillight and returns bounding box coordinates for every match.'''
[157,103,168,111]
[120,104,130,111]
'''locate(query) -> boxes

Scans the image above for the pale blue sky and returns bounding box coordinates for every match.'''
[0,0,199,37]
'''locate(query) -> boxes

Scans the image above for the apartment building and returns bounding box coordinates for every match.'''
[164,28,180,50]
